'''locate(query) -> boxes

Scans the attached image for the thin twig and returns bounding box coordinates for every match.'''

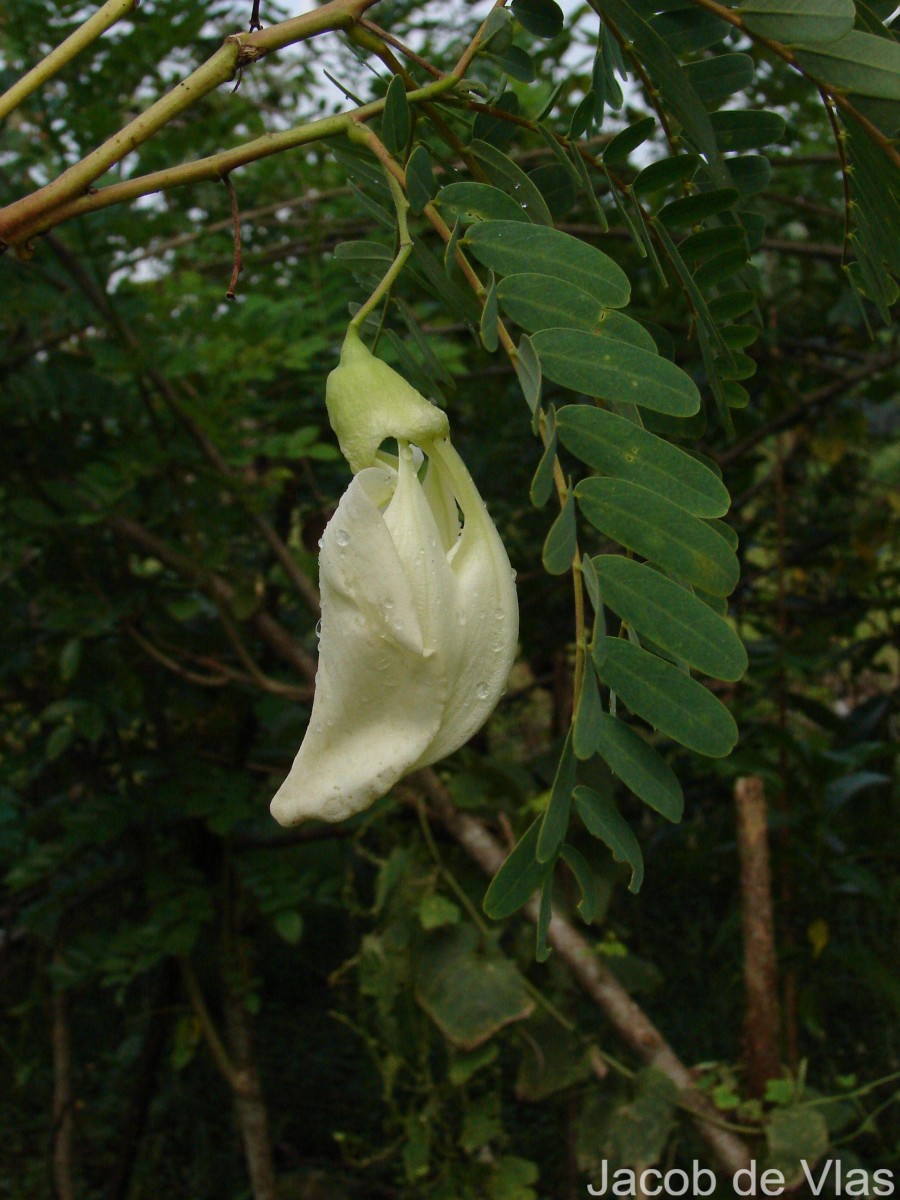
[220,173,243,301]
[359,20,445,79]
[179,958,243,1093]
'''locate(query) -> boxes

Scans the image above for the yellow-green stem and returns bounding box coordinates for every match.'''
[348,146,413,331]
[0,0,138,122]
[0,0,382,248]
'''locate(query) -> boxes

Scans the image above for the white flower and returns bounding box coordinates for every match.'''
[270,334,518,826]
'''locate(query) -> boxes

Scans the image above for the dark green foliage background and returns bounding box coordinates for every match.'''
[1,2,897,1197]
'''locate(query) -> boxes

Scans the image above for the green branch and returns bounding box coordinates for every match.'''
[348,136,413,331]
[0,0,138,122]
[0,0,381,250]
[0,81,464,252]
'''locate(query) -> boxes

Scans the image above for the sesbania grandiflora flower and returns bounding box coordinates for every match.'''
[270,329,518,826]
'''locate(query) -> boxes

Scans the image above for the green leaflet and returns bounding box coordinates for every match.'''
[333,240,394,263]
[465,221,631,309]
[574,662,604,759]
[574,786,644,892]
[537,729,576,862]
[542,487,577,574]
[531,328,700,417]
[741,0,856,46]
[530,405,557,507]
[382,75,411,157]
[602,116,656,165]
[694,247,751,289]
[596,312,658,353]
[795,31,900,100]
[480,272,499,351]
[557,405,729,517]
[649,7,729,54]
[483,816,551,919]
[596,639,739,757]
[727,155,772,198]
[487,44,536,83]
[569,90,598,139]
[408,146,439,214]
[512,0,565,38]
[438,183,530,224]
[721,324,760,350]
[679,226,748,263]
[683,53,755,103]
[529,164,577,219]
[468,140,554,226]
[575,477,739,595]
[632,153,700,199]
[658,188,740,228]
[498,277,656,351]
[710,109,786,151]
[516,334,542,415]
[594,712,684,822]
[594,555,748,681]
[559,845,599,921]
[708,291,757,320]
[498,274,603,333]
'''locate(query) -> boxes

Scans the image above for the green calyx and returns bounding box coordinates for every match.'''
[326,327,450,473]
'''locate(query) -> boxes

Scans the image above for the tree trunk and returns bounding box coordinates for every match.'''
[735,775,782,1096]
[50,982,76,1200]
[106,958,179,1200]
[221,968,278,1200]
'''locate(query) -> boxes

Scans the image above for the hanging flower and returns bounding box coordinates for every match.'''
[270,331,518,826]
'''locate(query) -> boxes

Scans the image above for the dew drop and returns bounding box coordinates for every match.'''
[494,607,505,621]
[315,619,322,639]
[475,681,490,701]
[335,528,350,547]
[392,619,405,634]
[510,568,518,581]
[384,597,395,611]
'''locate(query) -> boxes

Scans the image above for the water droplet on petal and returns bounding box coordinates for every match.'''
[335,528,350,547]
[315,619,322,639]
[510,568,517,581]
[475,681,490,701]
[494,607,505,621]
[392,619,405,634]
[384,597,395,611]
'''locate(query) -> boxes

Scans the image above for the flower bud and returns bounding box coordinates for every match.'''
[325,327,449,473]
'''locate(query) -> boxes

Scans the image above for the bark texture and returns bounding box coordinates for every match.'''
[735,774,781,1095]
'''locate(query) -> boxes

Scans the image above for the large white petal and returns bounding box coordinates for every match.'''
[270,466,446,826]
[413,437,519,767]
[382,443,459,656]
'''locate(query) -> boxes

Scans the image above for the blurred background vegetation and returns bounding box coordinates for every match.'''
[0,1,897,1197]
